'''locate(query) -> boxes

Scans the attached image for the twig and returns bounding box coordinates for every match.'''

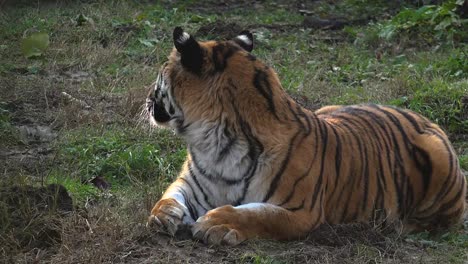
[85,218,94,234]
[61,91,91,109]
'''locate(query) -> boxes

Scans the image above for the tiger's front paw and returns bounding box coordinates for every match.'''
[147,198,185,236]
[191,205,247,246]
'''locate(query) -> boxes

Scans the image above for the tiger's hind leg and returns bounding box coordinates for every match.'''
[191,203,321,245]
[408,129,467,231]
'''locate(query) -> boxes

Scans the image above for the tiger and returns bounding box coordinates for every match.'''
[145,27,467,246]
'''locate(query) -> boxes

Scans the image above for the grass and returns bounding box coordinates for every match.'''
[0,102,20,148]
[0,0,467,263]
[461,155,468,171]
[56,126,185,185]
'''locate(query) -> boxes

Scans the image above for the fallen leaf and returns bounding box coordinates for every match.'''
[21,32,49,58]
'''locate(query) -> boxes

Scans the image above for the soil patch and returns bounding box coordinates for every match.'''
[0,184,73,258]
[125,222,420,263]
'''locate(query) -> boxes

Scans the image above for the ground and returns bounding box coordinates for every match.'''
[0,0,467,263]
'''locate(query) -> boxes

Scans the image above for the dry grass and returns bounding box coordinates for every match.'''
[0,191,431,264]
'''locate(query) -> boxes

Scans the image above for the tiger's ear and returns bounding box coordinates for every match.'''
[232,30,254,52]
[173,27,203,74]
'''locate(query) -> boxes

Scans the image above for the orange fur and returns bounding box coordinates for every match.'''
[147,28,466,245]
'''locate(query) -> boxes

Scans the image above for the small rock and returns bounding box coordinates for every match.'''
[17,125,57,143]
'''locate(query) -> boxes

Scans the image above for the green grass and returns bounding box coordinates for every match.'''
[390,79,468,133]
[406,231,468,264]
[460,155,468,171]
[56,126,186,186]
[46,174,99,204]
[241,253,285,264]
[0,102,20,147]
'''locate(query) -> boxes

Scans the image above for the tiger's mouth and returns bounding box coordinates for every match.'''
[146,98,171,124]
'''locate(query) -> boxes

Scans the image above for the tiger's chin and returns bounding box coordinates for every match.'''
[146,100,174,128]
[149,113,184,133]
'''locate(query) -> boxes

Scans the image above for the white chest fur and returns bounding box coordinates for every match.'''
[182,120,268,206]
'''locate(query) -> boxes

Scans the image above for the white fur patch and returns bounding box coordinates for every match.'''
[237,35,251,46]
[236,203,266,209]
[163,192,195,224]
[154,76,160,91]
[171,192,186,207]
[177,32,190,44]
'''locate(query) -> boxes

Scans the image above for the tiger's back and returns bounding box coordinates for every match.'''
[315,104,466,230]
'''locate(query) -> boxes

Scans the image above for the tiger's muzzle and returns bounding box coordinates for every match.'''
[146,95,171,124]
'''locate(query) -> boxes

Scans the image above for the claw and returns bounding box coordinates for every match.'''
[223,229,241,246]
[148,198,186,236]
[147,215,163,228]
[191,224,203,240]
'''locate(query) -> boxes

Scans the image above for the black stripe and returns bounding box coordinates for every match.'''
[286,100,312,136]
[168,104,175,115]
[388,106,424,134]
[415,188,463,221]
[226,89,264,205]
[285,199,305,211]
[309,119,328,211]
[412,145,432,198]
[227,78,238,90]
[335,119,366,219]
[296,104,312,134]
[278,141,317,206]
[343,111,388,214]
[349,118,369,213]
[368,105,413,215]
[327,125,342,203]
[338,112,373,213]
[335,107,393,191]
[360,114,389,204]
[188,164,215,209]
[279,115,320,206]
[287,100,305,131]
[179,177,208,213]
[216,124,237,162]
[417,131,456,214]
[190,149,242,185]
[440,207,463,223]
[253,68,279,120]
[274,101,316,206]
[175,120,190,134]
[380,106,433,201]
[177,185,198,220]
[434,181,464,214]
[212,43,239,72]
[308,190,325,229]
[263,130,302,202]
[246,53,256,61]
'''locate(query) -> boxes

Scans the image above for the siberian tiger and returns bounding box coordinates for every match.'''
[146,27,466,245]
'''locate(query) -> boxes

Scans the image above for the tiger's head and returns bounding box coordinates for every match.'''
[147,27,291,138]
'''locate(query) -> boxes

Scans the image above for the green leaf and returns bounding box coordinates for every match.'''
[435,17,453,31]
[189,15,205,23]
[138,38,159,47]
[378,24,396,40]
[21,32,49,58]
[138,38,155,47]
